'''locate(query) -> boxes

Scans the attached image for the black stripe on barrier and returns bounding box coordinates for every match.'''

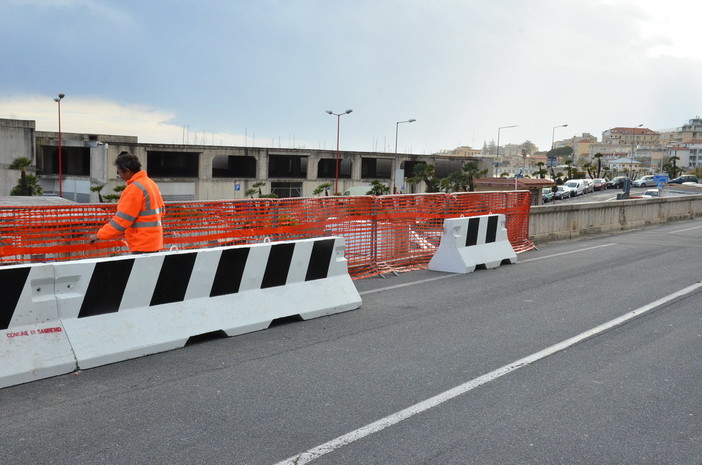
[79,259,135,318]
[465,217,481,247]
[486,215,499,243]
[305,238,334,281]
[0,267,31,330]
[210,247,250,297]
[150,252,197,306]
[261,243,295,288]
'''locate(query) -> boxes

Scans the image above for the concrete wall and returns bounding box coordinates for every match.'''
[529,195,702,244]
[0,119,36,196]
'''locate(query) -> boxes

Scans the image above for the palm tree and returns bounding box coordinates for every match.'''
[9,157,43,196]
[534,161,548,179]
[462,161,488,191]
[407,163,441,193]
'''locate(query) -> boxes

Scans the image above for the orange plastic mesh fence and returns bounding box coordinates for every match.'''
[0,191,533,278]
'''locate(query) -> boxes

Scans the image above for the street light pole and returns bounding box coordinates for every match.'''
[326,109,352,194]
[551,123,568,149]
[496,125,518,177]
[393,119,416,193]
[550,123,568,177]
[54,93,65,197]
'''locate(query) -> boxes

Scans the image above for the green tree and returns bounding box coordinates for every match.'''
[534,161,548,179]
[245,181,266,198]
[520,140,537,156]
[90,184,105,203]
[103,184,125,202]
[9,157,43,196]
[564,159,574,180]
[547,146,574,162]
[313,182,333,196]
[593,153,606,178]
[407,163,441,193]
[462,161,488,191]
[367,180,390,195]
[440,171,467,193]
[662,156,682,179]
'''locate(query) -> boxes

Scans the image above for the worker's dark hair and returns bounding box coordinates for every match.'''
[114,151,142,173]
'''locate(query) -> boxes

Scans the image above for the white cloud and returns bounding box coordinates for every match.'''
[0,94,250,146]
[612,0,702,61]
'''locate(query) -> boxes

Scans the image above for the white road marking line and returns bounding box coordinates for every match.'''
[671,224,702,234]
[519,243,616,263]
[358,243,616,295]
[359,275,456,295]
[274,282,702,465]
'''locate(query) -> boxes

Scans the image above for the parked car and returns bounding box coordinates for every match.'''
[592,178,608,191]
[555,185,570,200]
[564,180,584,196]
[607,176,628,189]
[633,175,656,187]
[542,187,554,203]
[580,179,594,193]
[669,174,699,184]
[640,189,661,198]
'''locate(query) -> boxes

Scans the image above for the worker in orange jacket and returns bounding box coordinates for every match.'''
[89,152,165,253]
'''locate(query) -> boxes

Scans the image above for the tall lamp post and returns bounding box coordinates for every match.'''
[393,119,416,193]
[632,123,643,160]
[54,93,66,197]
[326,109,353,194]
[550,123,568,177]
[551,123,568,149]
[496,125,518,177]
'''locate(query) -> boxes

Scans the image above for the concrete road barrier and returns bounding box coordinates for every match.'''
[429,214,517,274]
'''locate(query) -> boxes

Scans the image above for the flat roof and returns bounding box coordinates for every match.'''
[0,196,78,206]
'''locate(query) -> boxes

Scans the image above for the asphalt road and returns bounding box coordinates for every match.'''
[2,220,702,464]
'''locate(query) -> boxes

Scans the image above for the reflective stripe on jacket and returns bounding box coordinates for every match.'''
[97,170,165,252]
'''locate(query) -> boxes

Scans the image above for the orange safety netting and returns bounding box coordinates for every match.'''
[0,191,533,279]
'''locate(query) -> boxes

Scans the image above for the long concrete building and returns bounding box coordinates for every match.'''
[1,118,488,202]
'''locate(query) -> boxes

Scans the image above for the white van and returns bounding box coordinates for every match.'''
[564,180,585,196]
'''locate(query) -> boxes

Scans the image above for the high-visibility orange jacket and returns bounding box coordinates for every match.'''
[97,170,165,252]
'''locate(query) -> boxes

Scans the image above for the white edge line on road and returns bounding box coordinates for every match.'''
[274,281,702,465]
[359,275,456,295]
[358,243,617,296]
[671,224,702,234]
[519,243,616,263]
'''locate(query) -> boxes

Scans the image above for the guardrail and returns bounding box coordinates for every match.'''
[529,194,702,243]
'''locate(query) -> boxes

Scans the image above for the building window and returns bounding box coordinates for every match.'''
[361,158,391,178]
[147,151,199,177]
[271,182,302,198]
[38,145,90,176]
[317,158,352,179]
[268,155,307,178]
[212,155,256,178]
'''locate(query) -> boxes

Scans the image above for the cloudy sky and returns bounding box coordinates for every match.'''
[1,0,700,154]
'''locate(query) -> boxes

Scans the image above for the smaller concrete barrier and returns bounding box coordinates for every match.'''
[428,214,517,273]
[0,264,77,388]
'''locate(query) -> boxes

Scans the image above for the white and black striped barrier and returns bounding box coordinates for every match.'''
[0,263,77,388]
[1,237,361,388]
[428,214,517,274]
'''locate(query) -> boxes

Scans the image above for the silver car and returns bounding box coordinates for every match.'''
[633,175,656,187]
